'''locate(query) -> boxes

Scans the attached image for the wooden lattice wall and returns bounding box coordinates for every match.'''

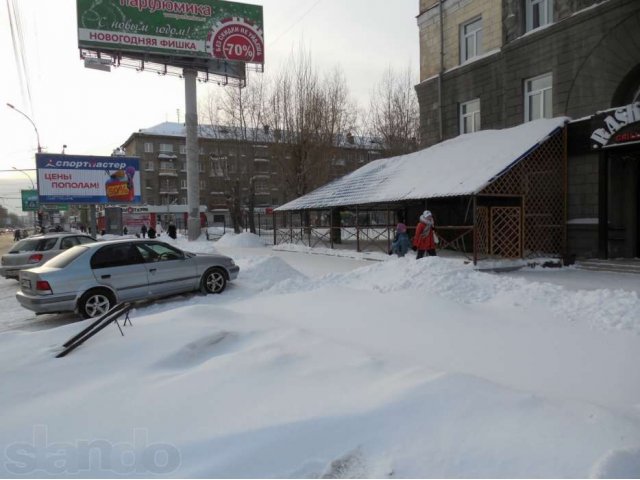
[478,128,566,258]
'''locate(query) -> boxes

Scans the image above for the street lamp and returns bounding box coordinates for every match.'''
[6,103,42,153]
[12,167,35,190]
[12,167,37,231]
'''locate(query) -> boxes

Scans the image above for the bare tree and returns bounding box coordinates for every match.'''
[200,73,268,233]
[369,66,420,156]
[266,49,358,201]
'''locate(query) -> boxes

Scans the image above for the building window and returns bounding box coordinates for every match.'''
[180,197,187,205]
[460,17,482,63]
[180,161,186,172]
[460,99,481,134]
[179,145,186,154]
[199,161,205,173]
[180,179,187,190]
[526,0,553,32]
[145,160,154,171]
[210,159,224,177]
[525,73,553,121]
[199,179,206,190]
[144,142,153,153]
[159,143,173,153]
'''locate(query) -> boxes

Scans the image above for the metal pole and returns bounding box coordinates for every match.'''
[90,204,97,239]
[7,103,42,153]
[184,68,200,241]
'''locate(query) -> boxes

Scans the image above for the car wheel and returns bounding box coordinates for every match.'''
[78,289,115,319]
[202,268,227,294]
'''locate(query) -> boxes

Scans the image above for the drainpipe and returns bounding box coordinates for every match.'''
[438,0,444,142]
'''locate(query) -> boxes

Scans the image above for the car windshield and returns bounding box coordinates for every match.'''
[9,237,58,253]
[44,246,89,269]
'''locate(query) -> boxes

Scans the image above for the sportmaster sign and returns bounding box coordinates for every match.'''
[36,154,142,205]
[77,0,264,65]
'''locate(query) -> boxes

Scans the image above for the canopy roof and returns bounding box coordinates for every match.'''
[276,117,568,211]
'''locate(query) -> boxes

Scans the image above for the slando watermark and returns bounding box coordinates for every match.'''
[4,425,181,475]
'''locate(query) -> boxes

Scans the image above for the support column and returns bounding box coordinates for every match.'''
[184,68,200,241]
[90,205,97,239]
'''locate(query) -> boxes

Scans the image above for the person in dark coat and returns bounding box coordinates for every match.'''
[13,229,21,241]
[140,224,148,238]
[123,226,128,235]
[167,224,177,240]
[147,227,156,239]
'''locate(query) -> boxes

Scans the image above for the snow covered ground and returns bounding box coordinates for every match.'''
[0,232,639,478]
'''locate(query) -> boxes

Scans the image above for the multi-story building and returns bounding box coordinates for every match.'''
[416,0,640,259]
[121,122,384,223]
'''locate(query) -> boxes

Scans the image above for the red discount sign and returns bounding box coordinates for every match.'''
[207,17,264,63]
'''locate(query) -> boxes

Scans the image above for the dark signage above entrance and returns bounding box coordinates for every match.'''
[590,102,640,149]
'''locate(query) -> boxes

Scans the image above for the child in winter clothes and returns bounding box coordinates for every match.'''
[390,223,411,257]
[413,210,437,259]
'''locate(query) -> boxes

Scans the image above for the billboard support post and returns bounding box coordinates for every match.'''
[90,204,97,239]
[185,68,200,241]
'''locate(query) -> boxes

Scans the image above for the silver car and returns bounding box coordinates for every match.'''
[16,239,239,318]
[1,233,96,280]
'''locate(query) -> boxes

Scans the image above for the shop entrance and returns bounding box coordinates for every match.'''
[607,148,640,258]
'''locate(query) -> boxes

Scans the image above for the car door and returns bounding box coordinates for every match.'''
[90,243,149,302]
[136,241,199,297]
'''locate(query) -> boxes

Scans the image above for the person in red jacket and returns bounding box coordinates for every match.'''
[413,210,437,259]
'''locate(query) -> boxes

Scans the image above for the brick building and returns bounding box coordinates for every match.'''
[121,122,384,224]
[416,0,640,259]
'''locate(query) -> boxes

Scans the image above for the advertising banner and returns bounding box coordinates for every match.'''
[77,0,264,65]
[21,190,39,212]
[36,154,142,205]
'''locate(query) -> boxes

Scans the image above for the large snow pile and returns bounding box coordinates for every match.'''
[215,232,269,248]
[0,250,639,478]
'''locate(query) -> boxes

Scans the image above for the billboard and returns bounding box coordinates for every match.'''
[36,154,142,205]
[21,190,39,212]
[77,0,264,65]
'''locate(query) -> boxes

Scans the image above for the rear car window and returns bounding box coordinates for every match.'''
[45,246,89,269]
[9,237,58,253]
[91,244,144,269]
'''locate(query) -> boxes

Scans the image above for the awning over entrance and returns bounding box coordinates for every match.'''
[276,117,568,211]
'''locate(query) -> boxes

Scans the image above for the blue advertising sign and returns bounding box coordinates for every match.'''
[36,154,142,204]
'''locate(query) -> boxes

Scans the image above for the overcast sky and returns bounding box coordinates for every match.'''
[0,0,419,214]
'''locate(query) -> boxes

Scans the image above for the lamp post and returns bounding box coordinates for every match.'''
[12,167,37,230]
[6,103,42,153]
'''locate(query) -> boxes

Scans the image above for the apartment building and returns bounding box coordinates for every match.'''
[120,122,384,222]
[416,0,640,259]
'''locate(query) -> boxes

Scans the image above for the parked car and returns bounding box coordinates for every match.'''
[1,233,97,280]
[16,239,239,318]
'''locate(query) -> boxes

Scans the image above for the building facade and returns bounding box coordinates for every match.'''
[416,0,640,259]
[121,123,384,224]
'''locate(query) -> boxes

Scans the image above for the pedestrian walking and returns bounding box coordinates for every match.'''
[412,210,438,259]
[140,224,148,238]
[167,224,177,240]
[147,227,156,239]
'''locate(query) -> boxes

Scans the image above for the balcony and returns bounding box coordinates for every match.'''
[159,168,178,177]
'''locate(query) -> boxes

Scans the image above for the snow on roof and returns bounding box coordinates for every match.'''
[138,122,381,149]
[276,117,568,211]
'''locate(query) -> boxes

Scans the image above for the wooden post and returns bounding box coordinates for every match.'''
[387,207,391,254]
[330,208,334,249]
[289,211,293,244]
[272,211,276,246]
[473,196,478,265]
[356,206,360,252]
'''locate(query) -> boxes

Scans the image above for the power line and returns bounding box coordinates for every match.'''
[268,0,324,47]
